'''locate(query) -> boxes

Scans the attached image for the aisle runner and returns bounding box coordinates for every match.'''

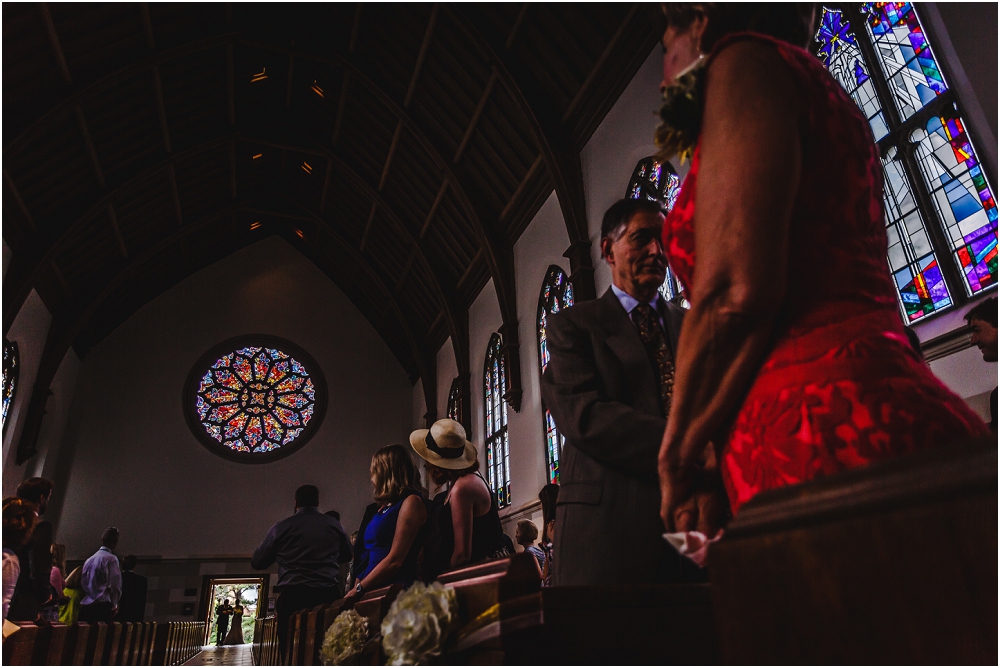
[183,644,253,666]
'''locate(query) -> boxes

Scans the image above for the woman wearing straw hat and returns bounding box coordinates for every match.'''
[411,419,505,579]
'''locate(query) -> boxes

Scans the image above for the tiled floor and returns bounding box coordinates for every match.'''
[183,644,254,666]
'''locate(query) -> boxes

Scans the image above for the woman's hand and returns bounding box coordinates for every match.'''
[659,436,726,536]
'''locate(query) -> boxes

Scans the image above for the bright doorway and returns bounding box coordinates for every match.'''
[201,576,267,646]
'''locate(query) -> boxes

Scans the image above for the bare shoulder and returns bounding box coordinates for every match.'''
[453,473,491,500]
[708,38,799,101]
[400,493,427,519]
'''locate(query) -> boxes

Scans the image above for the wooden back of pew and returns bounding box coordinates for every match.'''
[66,623,92,665]
[108,622,127,665]
[2,623,42,665]
[447,584,719,665]
[710,438,997,665]
[438,553,542,622]
[85,622,107,665]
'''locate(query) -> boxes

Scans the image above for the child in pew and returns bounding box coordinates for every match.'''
[58,566,84,624]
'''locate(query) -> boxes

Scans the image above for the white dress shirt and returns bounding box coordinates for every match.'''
[2,548,19,620]
[611,283,667,331]
[81,546,122,607]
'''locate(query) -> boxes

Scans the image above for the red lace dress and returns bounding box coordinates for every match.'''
[663,33,991,513]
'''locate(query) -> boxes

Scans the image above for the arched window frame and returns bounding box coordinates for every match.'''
[626,157,687,303]
[3,338,19,434]
[536,265,575,484]
[446,377,462,423]
[815,3,997,323]
[483,333,510,508]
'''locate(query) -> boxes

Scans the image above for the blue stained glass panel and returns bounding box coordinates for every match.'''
[537,266,575,483]
[860,2,948,120]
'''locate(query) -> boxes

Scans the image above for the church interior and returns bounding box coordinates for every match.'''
[2,2,997,665]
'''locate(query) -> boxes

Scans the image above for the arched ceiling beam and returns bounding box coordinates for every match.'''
[14,199,430,463]
[236,38,520,334]
[244,128,470,376]
[4,123,265,333]
[448,5,598,301]
[3,31,242,157]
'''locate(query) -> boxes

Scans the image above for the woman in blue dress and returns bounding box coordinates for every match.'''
[345,444,427,599]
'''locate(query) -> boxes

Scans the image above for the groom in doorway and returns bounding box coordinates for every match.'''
[215,599,233,646]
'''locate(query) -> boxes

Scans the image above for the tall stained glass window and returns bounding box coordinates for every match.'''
[815,3,997,322]
[537,265,574,484]
[626,157,686,302]
[446,378,462,423]
[483,333,510,508]
[184,337,326,462]
[3,339,18,433]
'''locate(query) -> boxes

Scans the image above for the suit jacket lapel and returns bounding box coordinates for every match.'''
[597,288,662,417]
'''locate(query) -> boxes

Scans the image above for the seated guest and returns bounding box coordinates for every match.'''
[8,478,54,622]
[114,555,147,622]
[251,484,351,660]
[515,520,545,571]
[59,566,84,625]
[652,4,991,532]
[80,527,122,623]
[411,419,505,580]
[966,297,998,432]
[45,542,68,622]
[346,445,427,599]
[540,198,702,586]
[538,484,559,587]
[3,497,36,620]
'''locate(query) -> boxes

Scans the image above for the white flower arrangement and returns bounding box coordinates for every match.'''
[320,608,370,666]
[380,581,459,665]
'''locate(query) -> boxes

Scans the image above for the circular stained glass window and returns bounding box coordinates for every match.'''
[184,336,326,463]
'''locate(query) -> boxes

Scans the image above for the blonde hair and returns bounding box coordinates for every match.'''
[371,444,423,504]
[51,543,67,575]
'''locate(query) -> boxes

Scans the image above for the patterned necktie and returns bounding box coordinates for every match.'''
[631,303,675,417]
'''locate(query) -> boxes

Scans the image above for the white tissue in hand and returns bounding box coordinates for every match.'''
[663,530,723,568]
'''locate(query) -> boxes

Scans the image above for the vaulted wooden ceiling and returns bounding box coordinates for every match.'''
[3,3,658,390]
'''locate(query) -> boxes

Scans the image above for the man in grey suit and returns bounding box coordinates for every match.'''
[541,198,703,586]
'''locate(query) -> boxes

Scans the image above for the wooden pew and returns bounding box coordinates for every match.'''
[39,624,68,665]
[437,553,542,623]
[447,584,718,665]
[66,623,92,665]
[303,600,347,666]
[710,438,997,665]
[2,623,42,665]
[85,623,107,665]
[149,622,169,666]
[108,623,128,665]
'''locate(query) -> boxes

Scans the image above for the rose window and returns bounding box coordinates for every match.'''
[185,338,325,462]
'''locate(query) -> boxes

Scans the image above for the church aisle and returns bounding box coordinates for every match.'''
[183,644,254,666]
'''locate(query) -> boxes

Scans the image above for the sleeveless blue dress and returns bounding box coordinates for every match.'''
[358,490,424,586]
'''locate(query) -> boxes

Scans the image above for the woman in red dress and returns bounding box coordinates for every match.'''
[653,5,991,533]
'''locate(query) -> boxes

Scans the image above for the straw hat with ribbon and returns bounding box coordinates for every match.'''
[409,419,478,470]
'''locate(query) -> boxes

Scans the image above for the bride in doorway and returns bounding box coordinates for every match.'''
[222,601,245,645]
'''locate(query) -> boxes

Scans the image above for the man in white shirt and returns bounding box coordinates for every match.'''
[79,527,122,623]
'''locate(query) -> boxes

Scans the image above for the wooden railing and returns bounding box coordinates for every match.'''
[1,620,205,666]
[251,616,280,666]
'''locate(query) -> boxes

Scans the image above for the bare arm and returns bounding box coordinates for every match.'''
[352,495,426,593]
[658,40,801,533]
[449,475,490,567]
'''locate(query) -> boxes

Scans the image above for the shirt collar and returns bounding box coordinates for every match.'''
[295,506,318,515]
[611,283,661,315]
[98,546,112,553]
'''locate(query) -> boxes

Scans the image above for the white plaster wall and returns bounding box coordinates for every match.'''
[929,345,997,422]
[435,337,458,420]
[412,377,425,431]
[25,350,82,485]
[3,290,54,493]
[467,280,501,452]
[507,192,571,511]
[581,46,672,294]
[54,237,413,560]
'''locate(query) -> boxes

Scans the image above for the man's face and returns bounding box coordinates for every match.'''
[969,318,998,362]
[37,491,50,515]
[602,211,668,300]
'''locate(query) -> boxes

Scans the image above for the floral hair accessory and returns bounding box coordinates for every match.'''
[380,581,458,665]
[654,58,708,165]
[320,608,369,665]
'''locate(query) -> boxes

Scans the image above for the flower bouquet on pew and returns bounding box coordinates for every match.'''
[320,608,369,666]
[380,581,459,666]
